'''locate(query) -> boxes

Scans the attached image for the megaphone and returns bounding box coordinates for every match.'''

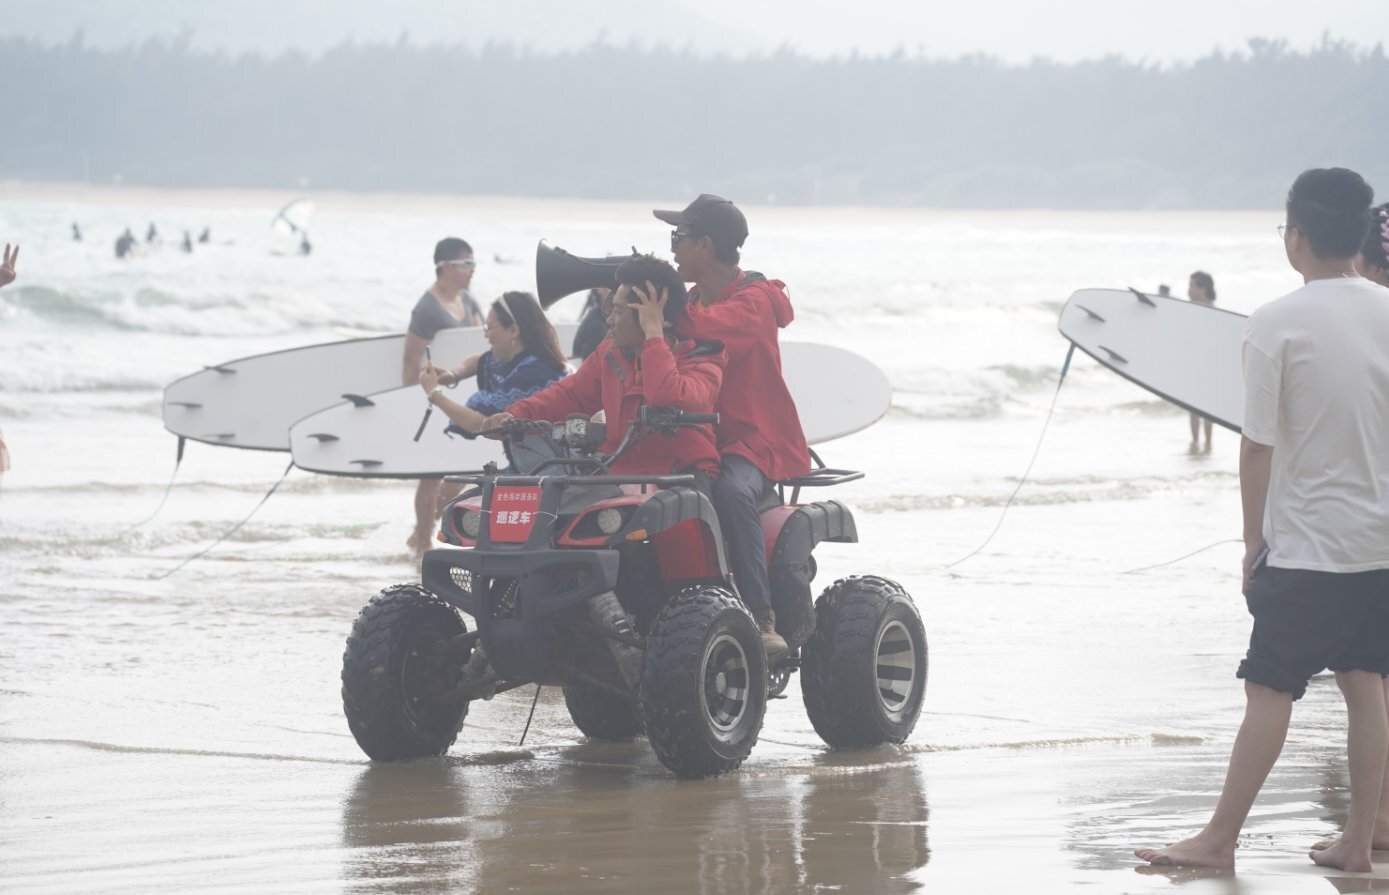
[535,240,634,308]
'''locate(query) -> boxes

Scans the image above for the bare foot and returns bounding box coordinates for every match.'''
[1134,836,1235,869]
[406,527,433,558]
[1311,837,1373,872]
[1312,833,1389,852]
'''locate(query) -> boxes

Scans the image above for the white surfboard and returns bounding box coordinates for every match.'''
[162,324,578,451]
[1057,288,1246,431]
[288,341,894,478]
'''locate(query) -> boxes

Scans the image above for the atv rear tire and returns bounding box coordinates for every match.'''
[342,584,469,761]
[639,586,767,779]
[802,576,927,748]
[563,681,641,741]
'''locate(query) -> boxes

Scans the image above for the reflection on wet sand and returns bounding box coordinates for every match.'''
[341,746,928,894]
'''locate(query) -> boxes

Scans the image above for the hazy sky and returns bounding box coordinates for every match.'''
[4,0,1385,62]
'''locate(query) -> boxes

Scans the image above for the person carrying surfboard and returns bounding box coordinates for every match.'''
[482,254,726,483]
[1137,167,1389,873]
[654,195,810,655]
[1187,271,1218,452]
[404,237,487,556]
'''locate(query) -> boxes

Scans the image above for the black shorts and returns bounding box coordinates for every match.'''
[1236,565,1389,700]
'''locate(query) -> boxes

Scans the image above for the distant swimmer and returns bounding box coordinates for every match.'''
[71,222,82,242]
[198,227,211,244]
[115,228,136,259]
[299,233,312,256]
[1187,271,1217,453]
[181,231,194,254]
[146,222,158,244]
[1157,284,1171,297]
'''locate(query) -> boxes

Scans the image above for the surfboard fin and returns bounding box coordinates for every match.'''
[342,394,375,408]
[1075,304,1106,322]
[204,365,237,374]
[167,401,203,409]
[1128,287,1157,307]
[307,433,339,442]
[1098,345,1129,364]
[349,459,383,468]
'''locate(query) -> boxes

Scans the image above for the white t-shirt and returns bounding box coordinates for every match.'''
[1243,276,1389,572]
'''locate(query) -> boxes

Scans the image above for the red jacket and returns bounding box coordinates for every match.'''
[676,271,811,481]
[507,337,726,477]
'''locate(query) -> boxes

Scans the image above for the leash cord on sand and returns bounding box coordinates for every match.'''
[151,459,295,580]
[519,685,542,747]
[118,437,186,538]
[946,344,1075,570]
[1120,538,1242,575]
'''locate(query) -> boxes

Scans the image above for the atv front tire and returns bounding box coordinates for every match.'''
[342,584,469,760]
[801,576,927,748]
[639,587,767,779]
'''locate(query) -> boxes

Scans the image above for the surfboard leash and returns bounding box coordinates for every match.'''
[117,436,187,538]
[946,343,1075,570]
[1119,538,1242,575]
[150,458,295,580]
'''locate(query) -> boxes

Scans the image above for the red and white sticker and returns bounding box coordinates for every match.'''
[490,486,542,543]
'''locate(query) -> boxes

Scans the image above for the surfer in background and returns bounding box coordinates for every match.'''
[1355,204,1389,287]
[299,233,312,256]
[655,194,809,655]
[115,228,136,259]
[403,237,487,555]
[0,243,18,478]
[198,227,211,244]
[71,222,82,242]
[1137,167,1388,873]
[181,231,194,254]
[145,223,158,244]
[571,287,612,360]
[417,291,568,546]
[1187,270,1217,453]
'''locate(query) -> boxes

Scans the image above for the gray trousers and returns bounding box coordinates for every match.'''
[712,455,772,613]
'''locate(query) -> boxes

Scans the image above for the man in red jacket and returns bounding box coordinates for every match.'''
[654,195,810,654]
[486,254,726,487]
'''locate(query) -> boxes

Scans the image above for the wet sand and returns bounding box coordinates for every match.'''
[7,713,1389,893]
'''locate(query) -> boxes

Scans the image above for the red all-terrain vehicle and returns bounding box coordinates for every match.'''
[341,408,927,778]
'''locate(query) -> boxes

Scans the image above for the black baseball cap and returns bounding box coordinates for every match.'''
[653,194,749,251]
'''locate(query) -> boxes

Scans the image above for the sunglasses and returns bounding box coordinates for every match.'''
[670,229,695,251]
[441,258,477,269]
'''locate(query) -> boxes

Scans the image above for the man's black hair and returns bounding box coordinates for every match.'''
[1286,168,1375,259]
[616,254,689,326]
[1190,271,1216,300]
[433,237,473,272]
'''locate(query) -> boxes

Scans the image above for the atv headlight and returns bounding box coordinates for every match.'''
[461,510,482,539]
[595,508,625,535]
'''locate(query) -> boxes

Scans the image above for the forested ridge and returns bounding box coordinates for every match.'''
[3,35,1385,208]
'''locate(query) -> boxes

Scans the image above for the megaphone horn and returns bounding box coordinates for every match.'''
[535,240,634,308]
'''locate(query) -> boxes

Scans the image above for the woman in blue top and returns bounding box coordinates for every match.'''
[412,292,568,550]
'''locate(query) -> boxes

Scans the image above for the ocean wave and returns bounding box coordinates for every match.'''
[0,284,333,337]
[855,472,1234,513]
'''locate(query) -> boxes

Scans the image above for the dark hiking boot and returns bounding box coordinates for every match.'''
[753,609,788,656]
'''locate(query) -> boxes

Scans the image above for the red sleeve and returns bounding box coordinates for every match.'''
[508,351,603,421]
[684,292,773,359]
[640,339,724,411]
